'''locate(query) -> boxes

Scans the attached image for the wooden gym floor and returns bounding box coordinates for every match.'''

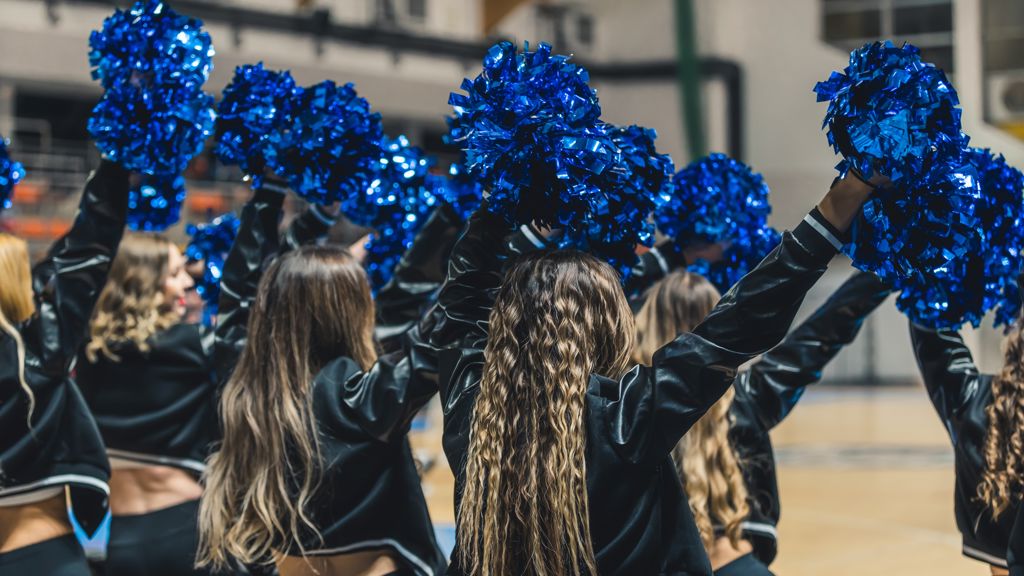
[409,385,991,575]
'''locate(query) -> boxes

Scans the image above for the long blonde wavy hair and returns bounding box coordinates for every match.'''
[85,233,179,362]
[979,314,1024,519]
[197,246,377,570]
[633,270,750,550]
[0,233,36,423]
[459,250,635,576]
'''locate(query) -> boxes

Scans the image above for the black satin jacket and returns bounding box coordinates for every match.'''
[1010,503,1024,576]
[425,207,845,575]
[0,160,129,536]
[213,191,449,575]
[727,270,890,564]
[75,188,333,476]
[910,323,1020,568]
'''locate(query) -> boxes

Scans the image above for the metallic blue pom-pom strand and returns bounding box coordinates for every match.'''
[689,225,781,294]
[127,173,186,231]
[269,80,383,206]
[0,138,25,212]
[657,152,771,245]
[185,212,240,314]
[357,135,440,290]
[428,161,483,223]
[89,0,214,92]
[893,148,1024,329]
[215,63,300,188]
[814,41,967,184]
[88,0,217,175]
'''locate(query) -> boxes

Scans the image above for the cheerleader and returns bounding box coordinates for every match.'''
[0,160,129,575]
[197,186,455,576]
[633,269,890,574]
[75,180,336,576]
[908,276,1024,575]
[422,171,878,575]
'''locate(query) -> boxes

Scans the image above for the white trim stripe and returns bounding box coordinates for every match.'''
[310,205,338,227]
[106,449,206,473]
[519,224,546,249]
[962,544,1007,568]
[649,247,670,275]
[0,474,110,498]
[803,214,843,251]
[740,521,779,539]
[304,538,434,576]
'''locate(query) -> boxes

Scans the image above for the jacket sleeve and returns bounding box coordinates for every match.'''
[428,207,515,355]
[908,321,979,431]
[625,242,686,304]
[1010,503,1024,576]
[735,270,892,430]
[374,204,462,351]
[21,159,129,376]
[602,210,845,462]
[213,186,285,384]
[279,189,337,254]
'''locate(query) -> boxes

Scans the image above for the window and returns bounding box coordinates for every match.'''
[821,0,954,73]
[982,0,1024,141]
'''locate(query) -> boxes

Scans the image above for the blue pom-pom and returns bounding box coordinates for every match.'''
[0,137,25,213]
[657,153,771,245]
[893,149,1024,329]
[449,42,671,277]
[88,1,216,175]
[358,135,440,290]
[215,63,299,188]
[89,83,216,175]
[428,161,483,223]
[814,41,967,183]
[689,226,781,294]
[269,80,383,206]
[846,159,982,286]
[127,173,186,231]
[88,0,214,92]
[185,213,240,314]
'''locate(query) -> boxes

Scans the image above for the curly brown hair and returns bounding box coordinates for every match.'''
[459,250,635,576]
[979,319,1024,519]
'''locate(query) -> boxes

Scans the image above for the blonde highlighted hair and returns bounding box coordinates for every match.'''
[197,246,377,570]
[0,233,35,423]
[460,251,635,576]
[633,270,750,550]
[85,233,178,362]
[979,317,1024,519]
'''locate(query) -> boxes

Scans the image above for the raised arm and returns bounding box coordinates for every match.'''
[428,206,515,352]
[213,186,284,384]
[625,241,686,302]
[278,183,338,254]
[735,270,892,430]
[908,322,979,435]
[374,204,462,351]
[22,159,129,375]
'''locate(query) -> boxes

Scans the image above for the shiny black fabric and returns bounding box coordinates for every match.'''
[425,207,842,576]
[728,270,890,564]
[910,323,1018,567]
[1010,503,1024,576]
[0,160,128,536]
[213,194,448,575]
[75,186,331,476]
[0,534,91,576]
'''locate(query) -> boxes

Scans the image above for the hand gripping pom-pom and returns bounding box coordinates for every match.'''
[89,0,214,92]
[894,149,1024,329]
[846,160,983,287]
[358,135,440,290]
[185,213,240,314]
[270,81,383,206]
[689,226,782,295]
[813,41,967,183]
[0,138,25,213]
[215,63,300,188]
[89,83,216,175]
[657,153,771,246]
[127,173,186,231]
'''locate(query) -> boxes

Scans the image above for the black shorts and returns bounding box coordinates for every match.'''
[715,553,774,576]
[106,499,239,576]
[0,534,91,576]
